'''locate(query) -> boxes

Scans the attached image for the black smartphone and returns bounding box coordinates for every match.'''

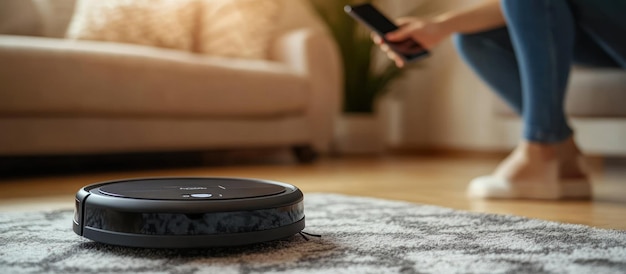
[345,3,429,63]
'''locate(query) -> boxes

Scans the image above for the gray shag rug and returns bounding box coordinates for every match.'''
[1,193,626,274]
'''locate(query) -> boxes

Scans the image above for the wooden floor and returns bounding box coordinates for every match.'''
[1,153,625,230]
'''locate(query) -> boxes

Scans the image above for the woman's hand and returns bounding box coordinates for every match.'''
[372,0,505,67]
[372,17,452,67]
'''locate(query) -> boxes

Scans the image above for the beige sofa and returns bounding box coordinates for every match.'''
[0,0,342,162]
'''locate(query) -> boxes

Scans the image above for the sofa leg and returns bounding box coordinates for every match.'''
[292,145,318,164]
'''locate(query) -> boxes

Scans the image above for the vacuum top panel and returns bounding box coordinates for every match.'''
[96,177,286,200]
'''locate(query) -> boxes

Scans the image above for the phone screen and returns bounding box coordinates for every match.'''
[349,4,399,34]
[345,4,429,62]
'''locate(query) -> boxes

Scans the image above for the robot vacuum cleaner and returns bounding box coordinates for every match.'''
[73,177,305,248]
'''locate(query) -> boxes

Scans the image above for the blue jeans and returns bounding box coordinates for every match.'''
[454,0,626,143]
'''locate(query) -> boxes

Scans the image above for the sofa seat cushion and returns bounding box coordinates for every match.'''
[0,36,309,118]
[565,68,626,117]
[494,68,626,118]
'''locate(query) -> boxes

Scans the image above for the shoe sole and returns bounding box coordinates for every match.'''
[467,176,592,200]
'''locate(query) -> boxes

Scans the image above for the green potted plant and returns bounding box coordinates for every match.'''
[311,0,423,153]
[312,0,406,113]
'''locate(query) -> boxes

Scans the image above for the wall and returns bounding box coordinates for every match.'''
[380,0,626,155]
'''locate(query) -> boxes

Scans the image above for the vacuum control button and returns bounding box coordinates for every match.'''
[190,193,212,198]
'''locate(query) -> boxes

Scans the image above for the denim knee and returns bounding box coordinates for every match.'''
[453,33,482,61]
[453,29,524,116]
[453,28,514,63]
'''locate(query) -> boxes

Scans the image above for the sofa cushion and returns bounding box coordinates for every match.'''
[0,0,42,36]
[31,0,77,38]
[66,0,199,52]
[0,36,309,119]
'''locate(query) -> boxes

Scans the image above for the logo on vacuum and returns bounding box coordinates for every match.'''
[179,187,208,190]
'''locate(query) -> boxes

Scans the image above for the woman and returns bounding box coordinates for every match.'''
[374,0,626,199]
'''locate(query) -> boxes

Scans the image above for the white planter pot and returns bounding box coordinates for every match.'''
[334,113,385,154]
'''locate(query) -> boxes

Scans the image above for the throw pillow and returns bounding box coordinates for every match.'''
[198,0,282,60]
[66,0,200,52]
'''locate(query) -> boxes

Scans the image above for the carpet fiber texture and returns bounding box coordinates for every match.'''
[1,194,626,274]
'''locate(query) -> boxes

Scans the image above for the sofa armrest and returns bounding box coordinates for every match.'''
[269,29,343,152]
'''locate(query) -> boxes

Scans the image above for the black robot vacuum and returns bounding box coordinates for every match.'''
[73,177,305,248]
